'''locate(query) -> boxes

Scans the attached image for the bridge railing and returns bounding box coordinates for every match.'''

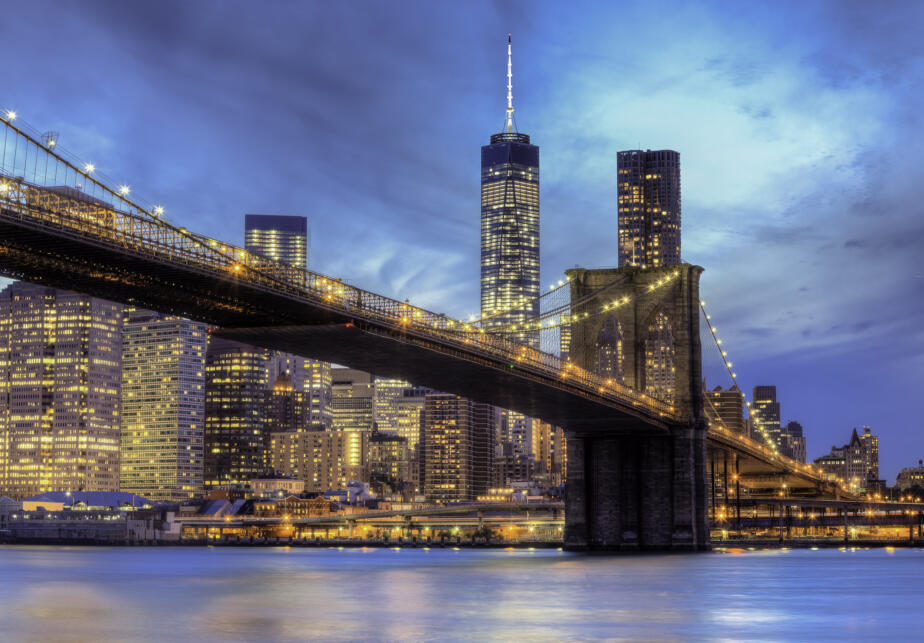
[0,178,678,419]
[706,419,838,486]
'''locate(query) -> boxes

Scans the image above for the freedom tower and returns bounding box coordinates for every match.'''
[480,34,540,348]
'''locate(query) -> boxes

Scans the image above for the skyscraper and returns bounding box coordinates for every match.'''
[708,385,746,434]
[373,377,412,433]
[204,337,270,489]
[331,368,374,432]
[617,149,681,268]
[752,385,782,449]
[480,35,540,344]
[782,420,806,464]
[479,36,539,476]
[267,353,332,429]
[244,214,309,269]
[121,310,207,501]
[0,283,122,499]
[421,394,494,503]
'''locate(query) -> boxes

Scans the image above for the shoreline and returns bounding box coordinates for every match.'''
[1,538,921,550]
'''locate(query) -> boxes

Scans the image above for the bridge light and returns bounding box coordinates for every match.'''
[118,184,130,195]
[83,162,95,174]
[153,206,165,216]
[4,110,15,120]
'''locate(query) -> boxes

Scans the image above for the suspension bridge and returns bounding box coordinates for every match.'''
[0,110,852,550]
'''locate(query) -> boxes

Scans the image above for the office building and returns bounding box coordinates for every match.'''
[264,374,311,435]
[751,385,782,448]
[121,310,207,501]
[708,385,746,434]
[266,354,333,430]
[813,427,880,491]
[533,420,566,487]
[373,377,412,433]
[305,360,333,429]
[480,35,540,346]
[782,420,806,463]
[368,431,410,493]
[394,387,429,453]
[0,283,122,499]
[204,337,269,489]
[269,429,367,493]
[896,461,924,492]
[617,149,681,268]
[244,214,309,269]
[421,394,494,503]
[331,368,374,432]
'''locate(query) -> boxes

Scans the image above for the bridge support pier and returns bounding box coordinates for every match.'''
[564,421,709,551]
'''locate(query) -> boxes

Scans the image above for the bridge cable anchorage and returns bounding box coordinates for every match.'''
[698,300,850,495]
[0,112,679,421]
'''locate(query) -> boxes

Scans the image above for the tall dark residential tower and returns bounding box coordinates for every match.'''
[244,214,309,269]
[617,150,681,268]
[0,283,123,499]
[480,35,540,345]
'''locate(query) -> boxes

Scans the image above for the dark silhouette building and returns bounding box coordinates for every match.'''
[617,149,681,268]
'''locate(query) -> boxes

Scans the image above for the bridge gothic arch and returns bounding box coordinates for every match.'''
[563,264,708,550]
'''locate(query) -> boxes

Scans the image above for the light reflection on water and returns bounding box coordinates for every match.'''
[0,545,922,641]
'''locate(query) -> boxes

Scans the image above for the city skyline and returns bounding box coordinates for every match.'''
[0,1,921,479]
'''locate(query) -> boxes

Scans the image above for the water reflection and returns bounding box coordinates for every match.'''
[0,546,922,641]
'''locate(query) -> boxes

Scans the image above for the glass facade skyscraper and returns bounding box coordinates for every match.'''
[617,150,681,268]
[244,214,309,269]
[480,133,540,343]
[480,37,539,343]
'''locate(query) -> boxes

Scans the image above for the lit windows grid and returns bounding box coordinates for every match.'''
[480,151,540,348]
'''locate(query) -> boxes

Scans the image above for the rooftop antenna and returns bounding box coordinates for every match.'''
[504,33,516,133]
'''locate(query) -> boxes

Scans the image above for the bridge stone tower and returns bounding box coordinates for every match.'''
[563,263,708,550]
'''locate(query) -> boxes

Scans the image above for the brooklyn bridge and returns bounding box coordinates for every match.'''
[0,111,853,551]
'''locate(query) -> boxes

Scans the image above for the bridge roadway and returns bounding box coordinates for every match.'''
[0,111,837,509]
[0,178,834,490]
[0,177,674,433]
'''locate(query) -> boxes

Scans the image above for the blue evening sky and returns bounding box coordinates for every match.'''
[1,1,922,480]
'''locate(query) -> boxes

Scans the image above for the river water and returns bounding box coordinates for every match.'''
[0,545,920,641]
